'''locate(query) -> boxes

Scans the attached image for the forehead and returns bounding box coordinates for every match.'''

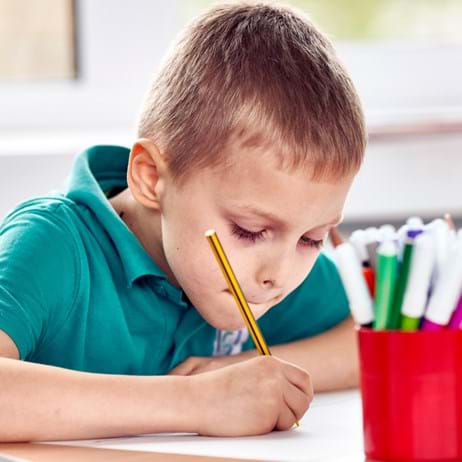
[199,138,353,228]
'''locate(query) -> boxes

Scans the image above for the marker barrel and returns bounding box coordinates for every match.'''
[374,241,398,330]
[448,295,462,329]
[334,242,374,326]
[400,234,435,326]
[400,314,420,332]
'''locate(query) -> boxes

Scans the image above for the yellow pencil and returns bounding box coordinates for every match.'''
[205,229,300,427]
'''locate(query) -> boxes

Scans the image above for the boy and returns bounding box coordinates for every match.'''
[0,2,365,441]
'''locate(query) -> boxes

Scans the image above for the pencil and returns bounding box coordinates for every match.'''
[205,229,300,426]
[205,229,270,354]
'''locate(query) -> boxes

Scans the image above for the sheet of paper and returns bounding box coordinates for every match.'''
[48,390,365,461]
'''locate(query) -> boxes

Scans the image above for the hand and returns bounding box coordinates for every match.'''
[188,355,313,436]
[169,352,255,376]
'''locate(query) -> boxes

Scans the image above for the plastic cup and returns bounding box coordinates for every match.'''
[358,328,462,461]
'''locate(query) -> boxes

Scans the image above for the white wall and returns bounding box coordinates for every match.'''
[1,2,461,131]
[345,133,462,222]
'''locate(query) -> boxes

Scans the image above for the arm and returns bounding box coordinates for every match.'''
[0,330,312,442]
[170,317,359,393]
[0,328,195,442]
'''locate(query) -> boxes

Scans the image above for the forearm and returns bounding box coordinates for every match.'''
[0,357,196,442]
[243,317,359,392]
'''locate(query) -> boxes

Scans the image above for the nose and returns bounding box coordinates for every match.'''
[256,250,292,292]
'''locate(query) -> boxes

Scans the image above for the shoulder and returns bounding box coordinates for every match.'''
[0,195,82,287]
[0,196,85,290]
[1,195,85,251]
[0,196,84,359]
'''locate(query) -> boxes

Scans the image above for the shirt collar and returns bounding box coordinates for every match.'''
[63,145,168,287]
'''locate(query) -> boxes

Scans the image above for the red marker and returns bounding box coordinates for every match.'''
[348,229,375,296]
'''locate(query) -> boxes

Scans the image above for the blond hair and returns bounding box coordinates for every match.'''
[137,2,366,184]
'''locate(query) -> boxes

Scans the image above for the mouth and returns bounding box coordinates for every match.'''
[224,289,281,305]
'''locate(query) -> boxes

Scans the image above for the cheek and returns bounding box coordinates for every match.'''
[289,250,321,290]
[164,229,224,293]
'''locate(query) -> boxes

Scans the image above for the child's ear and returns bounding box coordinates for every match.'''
[127,138,169,211]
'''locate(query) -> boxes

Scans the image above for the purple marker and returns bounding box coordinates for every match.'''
[448,295,462,329]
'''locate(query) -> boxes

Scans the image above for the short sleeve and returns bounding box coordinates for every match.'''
[252,252,350,346]
[0,206,79,359]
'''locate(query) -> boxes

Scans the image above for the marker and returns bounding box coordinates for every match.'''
[388,218,423,329]
[379,224,397,242]
[397,217,423,259]
[448,295,462,330]
[331,229,374,327]
[349,229,369,264]
[364,227,380,271]
[373,240,398,330]
[406,216,423,228]
[349,229,375,296]
[396,224,409,259]
[400,234,435,331]
[421,236,462,331]
[425,218,451,288]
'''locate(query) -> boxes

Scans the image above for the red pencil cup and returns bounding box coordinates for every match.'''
[358,328,462,461]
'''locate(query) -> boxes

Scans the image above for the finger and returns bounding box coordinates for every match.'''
[283,381,312,423]
[281,361,312,396]
[275,400,298,431]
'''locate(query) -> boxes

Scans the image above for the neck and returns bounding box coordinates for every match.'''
[109,188,179,286]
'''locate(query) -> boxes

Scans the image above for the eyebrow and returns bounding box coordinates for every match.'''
[232,204,343,229]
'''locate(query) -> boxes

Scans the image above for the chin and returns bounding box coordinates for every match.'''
[199,307,248,331]
[208,315,247,331]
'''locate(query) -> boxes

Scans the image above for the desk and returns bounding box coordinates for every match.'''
[0,390,367,462]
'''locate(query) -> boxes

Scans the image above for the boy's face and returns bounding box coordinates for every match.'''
[151,139,354,331]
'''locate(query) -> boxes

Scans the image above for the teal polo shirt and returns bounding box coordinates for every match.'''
[0,145,350,374]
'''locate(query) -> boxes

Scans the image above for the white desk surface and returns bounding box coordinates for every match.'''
[48,389,366,462]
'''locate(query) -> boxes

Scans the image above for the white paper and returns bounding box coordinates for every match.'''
[47,390,365,461]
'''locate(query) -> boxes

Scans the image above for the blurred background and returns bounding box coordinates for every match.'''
[0,0,461,232]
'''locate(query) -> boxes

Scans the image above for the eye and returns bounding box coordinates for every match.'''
[231,223,324,250]
[300,235,324,250]
[231,224,265,243]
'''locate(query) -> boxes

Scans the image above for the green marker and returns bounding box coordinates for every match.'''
[374,240,398,330]
[388,242,413,329]
[388,225,423,329]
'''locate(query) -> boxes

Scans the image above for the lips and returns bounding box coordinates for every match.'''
[224,289,280,305]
